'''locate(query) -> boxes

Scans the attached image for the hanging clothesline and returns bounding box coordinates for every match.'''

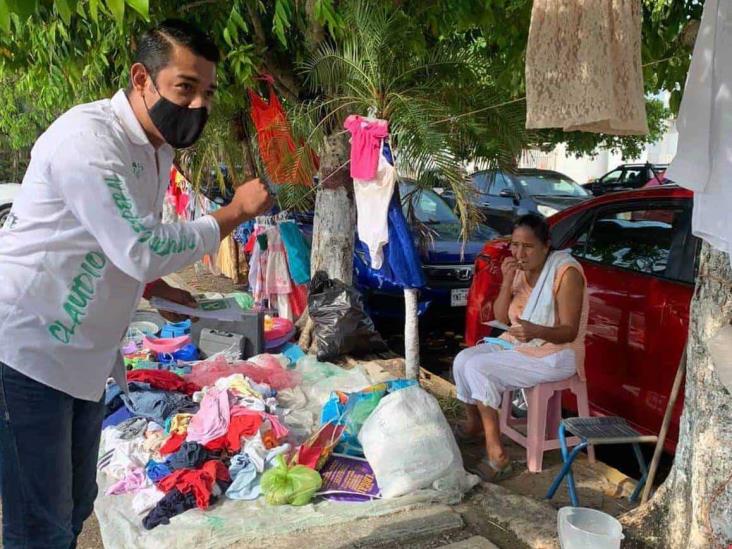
[430,54,687,127]
[265,52,684,203]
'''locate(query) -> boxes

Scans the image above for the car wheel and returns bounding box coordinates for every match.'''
[0,205,11,228]
[511,389,528,418]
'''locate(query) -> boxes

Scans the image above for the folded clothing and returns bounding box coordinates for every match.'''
[127,369,200,396]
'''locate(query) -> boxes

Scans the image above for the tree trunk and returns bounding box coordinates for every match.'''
[622,243,732,548]
[301,132,354,355]
[310,132,355,284]
[404,288,420,379]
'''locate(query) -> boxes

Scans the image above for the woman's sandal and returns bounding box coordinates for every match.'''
[467,458,514,482]
[452,423,485,445]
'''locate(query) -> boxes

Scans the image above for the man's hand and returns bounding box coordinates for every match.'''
[231,178,274,219]
[211,178,274,238]
[146,279,198,322]
[508,318,543,343]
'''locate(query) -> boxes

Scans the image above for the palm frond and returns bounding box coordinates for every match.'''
[289,0,532,234]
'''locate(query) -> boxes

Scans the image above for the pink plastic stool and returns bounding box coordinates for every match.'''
[499,375,595,472]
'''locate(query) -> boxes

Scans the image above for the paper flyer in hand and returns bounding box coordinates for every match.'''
[149,297,244,321]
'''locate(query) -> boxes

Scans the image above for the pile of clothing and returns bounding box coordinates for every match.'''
[100,319,471,533]
[99,352,304,529]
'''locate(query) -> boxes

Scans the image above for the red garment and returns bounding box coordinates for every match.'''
[143,281,158,300]
[248,87,318,186]
[296,423,345,470]
[203,435,228,452]
[226,414,263,452]
[201,412,262,453]
[243,231,258,254]
[157,460,230,509]
[289,283,308,321]
[159,433,186,455]
[127,370,200,396]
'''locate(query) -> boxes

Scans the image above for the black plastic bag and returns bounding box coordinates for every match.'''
[308,271,388,361]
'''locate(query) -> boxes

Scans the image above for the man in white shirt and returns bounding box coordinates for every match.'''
[0,19,272,548]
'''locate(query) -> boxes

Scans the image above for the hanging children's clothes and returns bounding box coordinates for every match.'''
[264,226,293,320]
[248,87,318,186]
[278,221,311,285]
[354,146,397,270]
[233,220,255,245]
[525,0,647,135]
[664,0,732,266]
[248,227,268,305]
[344,115,390,179]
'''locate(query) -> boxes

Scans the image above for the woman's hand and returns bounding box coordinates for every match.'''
[501,257,518,285]
[508,319,543,343]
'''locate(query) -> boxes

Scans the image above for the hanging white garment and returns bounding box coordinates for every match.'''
[525,0,648,135]
[665,0,732,264]
[354,146,397,269]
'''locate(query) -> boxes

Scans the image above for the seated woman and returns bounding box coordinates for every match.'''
[453,213,588,481]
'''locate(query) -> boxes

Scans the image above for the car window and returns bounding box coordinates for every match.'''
[572,206,691,281]
[623,168,646,188]
[600,169,623,185]
[514,174,589,197]
[471,172,494,195]
[488,173,514,196]
[401,186,459,224]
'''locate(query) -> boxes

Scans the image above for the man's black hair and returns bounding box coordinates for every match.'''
[513,213,551,246]
[132,19,219,84]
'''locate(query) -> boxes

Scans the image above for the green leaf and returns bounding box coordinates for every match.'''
[125,0,148,20]
[89,0,99,21]
[222,26,232,48]
[272,0,292,47]
[6,0,37,19]
[106,0,124,24]
[231,7,247,32]
[55,0,72,25]
[0,0,9,33]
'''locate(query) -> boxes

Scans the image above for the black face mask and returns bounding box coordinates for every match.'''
[143,77,209,148]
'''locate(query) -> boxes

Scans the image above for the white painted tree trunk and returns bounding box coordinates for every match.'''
[310,133,355,284]
[300,132,355,353]
[404,288,419,379]
[622,243,732,548]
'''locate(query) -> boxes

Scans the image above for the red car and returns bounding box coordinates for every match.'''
[465,186,699,452]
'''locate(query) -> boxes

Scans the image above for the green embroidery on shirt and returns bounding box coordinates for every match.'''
[47,251,108,344]
[105,175,196,257]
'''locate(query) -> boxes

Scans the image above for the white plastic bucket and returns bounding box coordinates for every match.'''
[558,507,624,549]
